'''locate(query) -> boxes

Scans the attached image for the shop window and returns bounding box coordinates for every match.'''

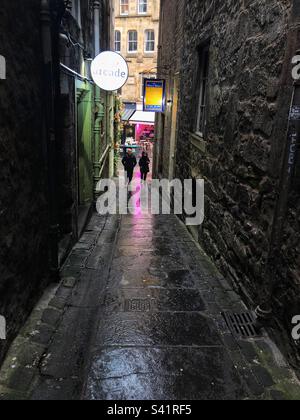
[195,45,210,138]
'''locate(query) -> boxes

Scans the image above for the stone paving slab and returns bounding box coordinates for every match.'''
[102,288,206,312]
[95,312,223,347]
[84,211,300,401]
[85,346,248,401]
[0,210,299,400]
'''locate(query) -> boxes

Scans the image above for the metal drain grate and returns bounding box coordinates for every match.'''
[124,298,152,312]
[222,311,260,339]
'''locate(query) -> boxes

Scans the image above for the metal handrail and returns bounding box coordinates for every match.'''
[60,62,94,83]
[98,144,111,168]
[94,144,111,180]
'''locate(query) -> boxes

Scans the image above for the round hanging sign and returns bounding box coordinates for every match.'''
[91,51,129,91]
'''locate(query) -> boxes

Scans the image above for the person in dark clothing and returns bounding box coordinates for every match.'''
[122,149,137,184]
[139,152,150,182]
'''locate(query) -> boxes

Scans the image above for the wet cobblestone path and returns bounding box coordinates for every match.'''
[84,212,247,400]
[0,210,300,400]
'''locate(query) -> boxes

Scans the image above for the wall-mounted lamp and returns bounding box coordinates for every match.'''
[84,50,93,61]
[59,32,69,44]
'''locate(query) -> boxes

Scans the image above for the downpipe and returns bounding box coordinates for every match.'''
[255,1,300,326]
[256,79,300,327]
[40,0,64,281]
[93,0,104,199]
[255,71,300,328]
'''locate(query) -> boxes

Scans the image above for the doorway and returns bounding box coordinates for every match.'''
[76,81,93,234]
[169,75,179,180]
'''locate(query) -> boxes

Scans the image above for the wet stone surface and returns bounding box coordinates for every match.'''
[83,212,300,400]
[86,347,247,401]
[103,288,206,312]
[1,212,300,400]
[95,312,222,348]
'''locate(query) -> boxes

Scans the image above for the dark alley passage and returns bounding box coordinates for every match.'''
[0,209,299,400]
[1,0,300,404]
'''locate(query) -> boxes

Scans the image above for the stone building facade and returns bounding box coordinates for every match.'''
[0,0,59,363]
[114,0,160,103]
[153,0,185,179]
[155,0,300,368]
[0,0,116,364]
[58,0,116,257]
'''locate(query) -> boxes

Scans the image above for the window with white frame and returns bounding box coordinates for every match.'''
[128,31,138,53]
[195,46,210,137]
[138,0,148,14]
[120,0,129,15]
[115,31,121,52]
[145,30,155,52]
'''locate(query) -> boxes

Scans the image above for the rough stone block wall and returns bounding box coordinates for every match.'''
[175,0,300,366]
[0,0,50,362]
[155,0,185,178]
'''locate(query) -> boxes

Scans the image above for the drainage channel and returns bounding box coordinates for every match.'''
[222,311,261,339]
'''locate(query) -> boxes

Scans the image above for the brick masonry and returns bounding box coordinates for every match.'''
[156,0,300,369]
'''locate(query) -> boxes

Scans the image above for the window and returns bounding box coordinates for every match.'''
[128,31,138,53]
[115,31,121,53]
[138,0,148,14]
[195,46,210,137]
[120,0,129,15]
[145,30,155,52]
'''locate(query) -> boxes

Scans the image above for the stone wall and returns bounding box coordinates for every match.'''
[154,0,185,178]
[173,0,300,367]
[0,0,51,362]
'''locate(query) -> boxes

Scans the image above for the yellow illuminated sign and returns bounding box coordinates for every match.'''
[143,79,166,112]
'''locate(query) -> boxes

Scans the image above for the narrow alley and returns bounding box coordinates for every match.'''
[1,0,300,404]
[0,186,299,399]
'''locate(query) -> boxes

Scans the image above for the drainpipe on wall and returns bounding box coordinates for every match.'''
[40,0,61,281]
[109,92,115,179]
[93,0,105,197]
[108,0,115,179]
[256,2,300,322]
[40,0,65,281]
[94,0,101,55]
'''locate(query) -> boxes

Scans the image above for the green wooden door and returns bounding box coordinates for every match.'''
[76,81,93,206]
